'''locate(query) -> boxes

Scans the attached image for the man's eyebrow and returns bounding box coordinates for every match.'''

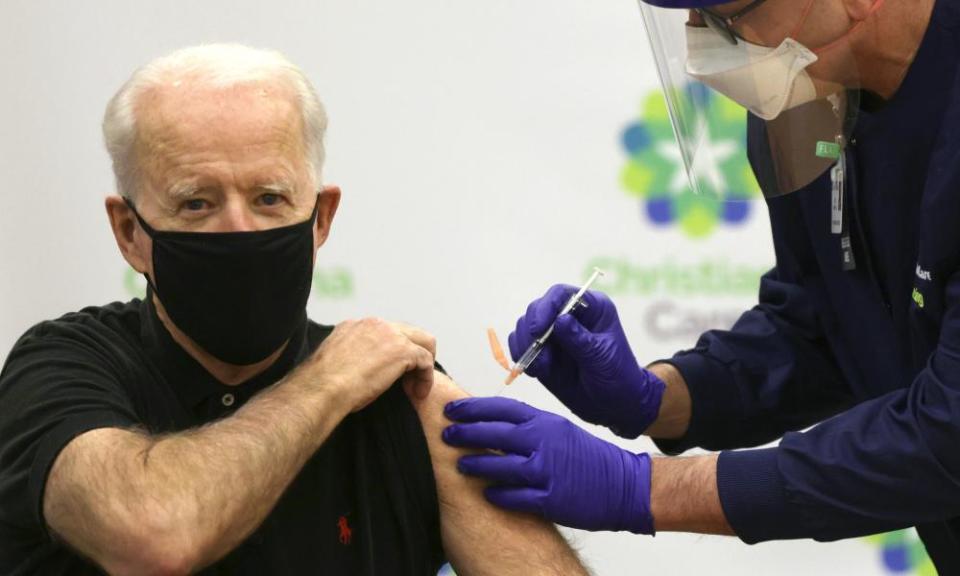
[253,182,294,193]
[250,181,298,196]
[166,180,204,199]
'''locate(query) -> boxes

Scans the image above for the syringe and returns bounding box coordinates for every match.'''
[504,267,605,385]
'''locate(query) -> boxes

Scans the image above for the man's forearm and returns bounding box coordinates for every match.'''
[46,367,350,574]
[649,454,734,535]
[141,369,350,567]
[645,363,691,440]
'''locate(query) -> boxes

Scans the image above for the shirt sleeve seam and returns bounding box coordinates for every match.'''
[28,412,137,539]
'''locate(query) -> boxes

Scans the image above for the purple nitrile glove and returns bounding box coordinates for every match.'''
[443,397,654,534]
[510,284,666,439]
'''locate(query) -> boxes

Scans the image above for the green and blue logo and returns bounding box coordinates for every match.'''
[867,529,934,575]
[620,84,760,238]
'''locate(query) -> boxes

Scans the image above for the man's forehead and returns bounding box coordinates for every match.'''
[135,79,304,153]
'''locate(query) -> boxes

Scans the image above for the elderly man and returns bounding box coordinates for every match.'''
[0,44,586,576]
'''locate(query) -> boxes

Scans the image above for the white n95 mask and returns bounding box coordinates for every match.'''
[684,26,819,121]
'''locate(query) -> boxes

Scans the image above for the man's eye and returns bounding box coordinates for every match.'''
[259,193,282,206]
[184,199,209,211]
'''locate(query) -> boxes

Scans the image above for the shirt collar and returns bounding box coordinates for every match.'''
[139,288,310,411]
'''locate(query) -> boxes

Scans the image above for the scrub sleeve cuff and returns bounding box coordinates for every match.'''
[718,447,809,544]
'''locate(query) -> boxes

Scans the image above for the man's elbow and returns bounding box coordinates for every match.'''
[101,547,194,576]
[92,505,206,576]
[44,430,214,575]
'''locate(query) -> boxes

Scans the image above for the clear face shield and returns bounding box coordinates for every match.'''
[636,0,864,198]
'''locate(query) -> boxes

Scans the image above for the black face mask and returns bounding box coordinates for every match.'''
[126,198,318,365]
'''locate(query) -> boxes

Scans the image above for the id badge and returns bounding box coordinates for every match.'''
[830,161,844,235]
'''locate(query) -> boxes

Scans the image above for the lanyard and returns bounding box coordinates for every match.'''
[830,146,857,271]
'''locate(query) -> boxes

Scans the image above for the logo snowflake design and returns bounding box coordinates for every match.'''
[620,83,760,238]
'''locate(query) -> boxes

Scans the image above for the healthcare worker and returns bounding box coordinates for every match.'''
[441,0,960,571]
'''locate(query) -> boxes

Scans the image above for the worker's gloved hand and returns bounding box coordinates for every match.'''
[443,397,654,534]
[510,284,665,438]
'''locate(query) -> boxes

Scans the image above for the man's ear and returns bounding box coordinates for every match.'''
[105,195,150,274]
[313,184,341,251]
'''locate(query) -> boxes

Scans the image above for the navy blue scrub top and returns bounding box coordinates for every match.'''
[656,0,960,571]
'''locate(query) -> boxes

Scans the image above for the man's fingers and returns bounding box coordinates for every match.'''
[390,321,437,358]
[409,341,434,370]
[412,368,435,400]
[402,370,433,400]
[402,344,435,398]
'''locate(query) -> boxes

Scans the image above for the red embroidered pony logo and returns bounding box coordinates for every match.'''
[338,515,352,545]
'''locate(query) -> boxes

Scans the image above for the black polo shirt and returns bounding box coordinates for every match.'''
[0,296,445,575]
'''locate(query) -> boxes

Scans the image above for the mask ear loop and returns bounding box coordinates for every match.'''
[123,197,159,238]
[121,197,164,298]
[311,192,322,222]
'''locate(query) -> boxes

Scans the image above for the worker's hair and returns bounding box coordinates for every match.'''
[102,43,328,200]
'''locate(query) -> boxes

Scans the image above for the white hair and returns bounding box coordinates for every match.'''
[102,43,328,200]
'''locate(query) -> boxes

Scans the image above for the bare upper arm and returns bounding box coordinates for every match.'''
[407,371,589,576]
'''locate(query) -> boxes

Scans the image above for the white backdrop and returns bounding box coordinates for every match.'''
[0,1,926,574]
